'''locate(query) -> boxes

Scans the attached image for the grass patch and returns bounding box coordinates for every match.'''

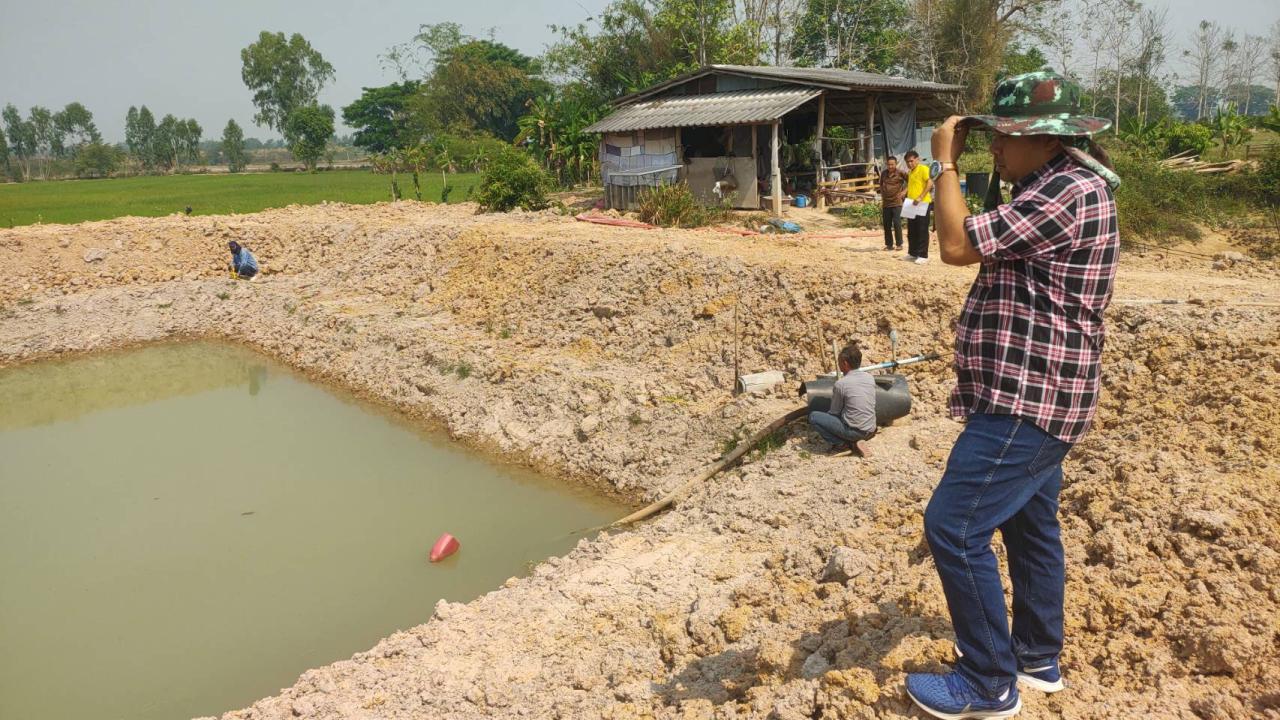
[439,360,473,379]
[839,201,881,230]
[752,429,787,458]
[16,298,34,305]
[216,292,230,300]
[636,182,731,228]
[0,170,481,227]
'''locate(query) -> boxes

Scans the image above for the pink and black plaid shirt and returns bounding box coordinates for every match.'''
[953,153,1119,443]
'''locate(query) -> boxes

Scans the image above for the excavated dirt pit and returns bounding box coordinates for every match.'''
[0,201,1276,719]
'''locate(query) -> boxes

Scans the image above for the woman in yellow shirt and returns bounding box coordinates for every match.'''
[904,150,934,264]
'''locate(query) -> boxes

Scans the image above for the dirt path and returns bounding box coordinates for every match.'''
[1,202,1277,719]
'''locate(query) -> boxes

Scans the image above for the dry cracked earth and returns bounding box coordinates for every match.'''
[0,201,1277,719]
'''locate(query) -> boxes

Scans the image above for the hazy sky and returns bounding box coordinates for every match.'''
[0,0,611,143]
[1,0,1275,144]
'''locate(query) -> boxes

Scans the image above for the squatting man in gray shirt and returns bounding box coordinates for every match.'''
[808,342,876,456]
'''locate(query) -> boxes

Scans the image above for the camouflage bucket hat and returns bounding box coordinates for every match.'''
[962,71,1111,137]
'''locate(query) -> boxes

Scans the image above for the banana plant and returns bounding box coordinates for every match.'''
[1212,108,1250,159]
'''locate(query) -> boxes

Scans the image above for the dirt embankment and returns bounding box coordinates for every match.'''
[1,202,1277,719]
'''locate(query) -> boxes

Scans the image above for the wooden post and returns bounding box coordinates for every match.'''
[771,120,782,217]
[815,93,826,210]
[864,95,877,170]
[751,124,759,208]
[674,127,683,181]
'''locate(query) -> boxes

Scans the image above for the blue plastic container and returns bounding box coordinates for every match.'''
[793,194,809,208]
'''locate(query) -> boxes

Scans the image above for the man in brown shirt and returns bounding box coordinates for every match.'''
[879,155,908,250]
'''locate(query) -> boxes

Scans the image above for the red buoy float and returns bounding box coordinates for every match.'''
[429,533,460,562]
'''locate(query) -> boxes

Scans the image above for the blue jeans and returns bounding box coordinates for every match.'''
[924,413,1072,698]
[808,411,872,445]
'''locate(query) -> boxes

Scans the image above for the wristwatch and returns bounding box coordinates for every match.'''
[929,160,957,180]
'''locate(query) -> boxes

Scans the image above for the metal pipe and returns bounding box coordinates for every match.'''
[858,352,940,373]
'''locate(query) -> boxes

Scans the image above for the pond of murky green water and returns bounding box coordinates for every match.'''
[0,341,627,720]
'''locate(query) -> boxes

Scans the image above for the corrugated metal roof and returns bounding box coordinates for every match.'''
[611,65,965,106]
[584,87,821,133]
[711,65,965,94]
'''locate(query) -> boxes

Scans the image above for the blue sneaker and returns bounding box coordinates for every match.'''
[906,671,1021,719]
[1017,659,1065,693]
[949,644,1065,694]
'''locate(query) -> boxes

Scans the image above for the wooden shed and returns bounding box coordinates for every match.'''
[584,65,963,215]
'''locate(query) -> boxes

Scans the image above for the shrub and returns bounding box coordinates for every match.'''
[73,143,121,178]
[474,149,552,212]
[1112,152,1206,244]
[635,182,730,228]
[1162,122,1213,158]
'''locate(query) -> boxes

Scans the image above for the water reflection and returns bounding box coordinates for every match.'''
[248,365,267,396]
[0,343,249,430]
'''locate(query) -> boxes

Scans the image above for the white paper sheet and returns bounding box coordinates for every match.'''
[902,199,930,219]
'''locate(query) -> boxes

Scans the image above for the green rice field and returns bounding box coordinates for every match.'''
[0,171,481,227]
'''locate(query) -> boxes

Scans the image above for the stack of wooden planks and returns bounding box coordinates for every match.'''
[1159,150,1246,174]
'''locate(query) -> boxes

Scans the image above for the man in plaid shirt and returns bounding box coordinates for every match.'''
[902,72,1121,719]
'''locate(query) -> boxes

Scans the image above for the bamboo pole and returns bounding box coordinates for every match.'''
[604,406,808,528]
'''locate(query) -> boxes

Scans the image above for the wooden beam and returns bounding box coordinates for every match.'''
[815,93,826,210]
[771,120,782,217]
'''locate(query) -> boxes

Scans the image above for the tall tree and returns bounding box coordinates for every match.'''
[790,0,907,72]
[179,119,203,165]
[221,119,247,172]
[124,106,141,172]
[1185,21,1223,120]
[284,104,334,171]
[341,81,421,153]
[902,0,1061,109]
[0,123,9,178]
[2,104,34,180]
[53,102,100,157]
[27,106,55,177]
[152,114,180,171]
[381,22,464,80]
[546,0,762,105]
[1237,35,1268,114]
[1131,7,1169,125]
[1100,0,1139,132]
[412,40,550,140]
[1218,31,1240,111]
[131,106,158,171]
[733,0,801,65]
[1271,20,1280,108]
[240,31,335,134]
